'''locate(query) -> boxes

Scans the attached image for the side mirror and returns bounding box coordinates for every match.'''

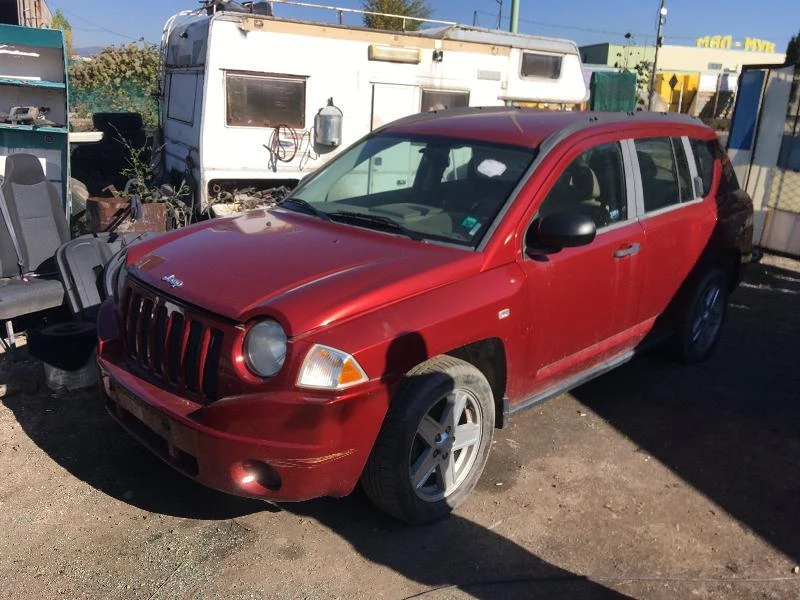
[527,212,596,255]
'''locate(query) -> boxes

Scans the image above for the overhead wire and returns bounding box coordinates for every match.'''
[47,3,141,41]
[471,9,698,41]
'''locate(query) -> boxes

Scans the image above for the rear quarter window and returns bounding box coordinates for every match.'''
[689,138,716,197]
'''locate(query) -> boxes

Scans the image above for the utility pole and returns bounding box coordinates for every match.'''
[647,0,667,111]
[510,0,519,33]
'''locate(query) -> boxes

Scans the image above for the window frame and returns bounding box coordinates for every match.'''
[420,88,470,112]
[519,51,563,80]
[627,136,704,220]
[520,137,638,260]
[224,71,307,129]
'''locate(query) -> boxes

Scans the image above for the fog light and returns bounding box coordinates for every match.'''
[241,459,282,491]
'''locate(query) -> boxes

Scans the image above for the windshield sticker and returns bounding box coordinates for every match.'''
[476,159,507,178]
[461,216,479,229]
[468,223,482,237]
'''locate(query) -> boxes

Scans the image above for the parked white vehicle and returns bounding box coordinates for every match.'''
[159,1,589,213]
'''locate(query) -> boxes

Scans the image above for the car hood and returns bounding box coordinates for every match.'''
[129,209,481,334]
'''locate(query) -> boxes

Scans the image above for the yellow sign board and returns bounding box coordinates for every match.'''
[696,35,776,53]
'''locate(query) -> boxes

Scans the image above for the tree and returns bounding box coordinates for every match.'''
[361,0,431,31]
[69,42,160,128]
[51,9,73,59]
[628,60,653,110]
[786,32,799,65]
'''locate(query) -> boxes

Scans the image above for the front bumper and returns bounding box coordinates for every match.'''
[97,301,389,502]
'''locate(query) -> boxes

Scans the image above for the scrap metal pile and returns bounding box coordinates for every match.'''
[206,184,291,214]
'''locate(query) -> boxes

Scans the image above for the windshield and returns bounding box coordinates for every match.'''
[286,134,537,247]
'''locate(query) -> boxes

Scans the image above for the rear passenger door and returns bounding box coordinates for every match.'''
[630,136,717,322]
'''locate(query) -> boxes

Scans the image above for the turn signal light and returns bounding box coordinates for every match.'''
[297,344,368,390]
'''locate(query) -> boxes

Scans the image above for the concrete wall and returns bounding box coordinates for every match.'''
[658,45,785,73]
[580,42,785,73]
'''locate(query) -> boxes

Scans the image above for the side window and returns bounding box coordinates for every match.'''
[634,137,682,212]
[689,138,716,197]
[538,142,627,229]
[421,89,470,112]
[226,72,306,128]
[713,141,741,193]
[672,137,694,201]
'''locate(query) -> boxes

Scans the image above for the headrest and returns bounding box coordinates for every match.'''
[569,163,596,199]
[3,153,46,186]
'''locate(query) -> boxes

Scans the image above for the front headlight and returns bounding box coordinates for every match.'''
[244,320,287,377]
[297,344,368,390]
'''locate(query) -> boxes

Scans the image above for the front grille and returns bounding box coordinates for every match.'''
[121,282,225,401]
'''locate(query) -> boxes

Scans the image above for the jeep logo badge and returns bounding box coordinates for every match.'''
[161,274,184,288]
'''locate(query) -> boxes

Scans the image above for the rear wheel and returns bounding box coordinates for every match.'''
[361,356,494,524]
[672,268,729,364]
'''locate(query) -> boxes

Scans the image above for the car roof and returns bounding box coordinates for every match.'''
[380,108,710,149]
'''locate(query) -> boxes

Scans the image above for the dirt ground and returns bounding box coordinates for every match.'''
[1,255,799,600]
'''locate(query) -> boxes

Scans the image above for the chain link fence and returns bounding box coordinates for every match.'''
[767,70,800,214]
[70,82,158,132]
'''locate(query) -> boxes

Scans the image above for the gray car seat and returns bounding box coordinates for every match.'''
[0,154,67,323]
[0,153,147,343]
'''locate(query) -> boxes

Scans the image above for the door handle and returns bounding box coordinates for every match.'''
[614,243,641,258]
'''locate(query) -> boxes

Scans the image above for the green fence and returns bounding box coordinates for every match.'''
[70,82,158,131]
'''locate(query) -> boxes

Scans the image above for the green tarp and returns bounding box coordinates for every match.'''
[590,71,637,112]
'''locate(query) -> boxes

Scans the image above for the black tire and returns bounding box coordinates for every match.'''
[361,355,495,524]
[671,268,729,364]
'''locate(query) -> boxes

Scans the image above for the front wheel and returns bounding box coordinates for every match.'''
[672,268,729,364]
[361,356,495,524]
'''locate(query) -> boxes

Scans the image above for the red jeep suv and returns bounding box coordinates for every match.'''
[98,109,753,523]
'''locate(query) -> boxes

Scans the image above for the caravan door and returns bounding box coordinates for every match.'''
[371,83,420,130]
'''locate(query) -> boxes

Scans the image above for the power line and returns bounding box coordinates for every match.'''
[472,9,699,42]
[48,3,140,41]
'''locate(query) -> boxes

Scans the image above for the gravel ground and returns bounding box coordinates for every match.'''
[1,254,799,600]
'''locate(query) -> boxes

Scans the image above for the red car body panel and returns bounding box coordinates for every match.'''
[98,110,752,503]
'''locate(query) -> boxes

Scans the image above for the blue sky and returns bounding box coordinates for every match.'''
[48,0,797,53]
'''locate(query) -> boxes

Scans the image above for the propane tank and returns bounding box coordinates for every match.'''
[314,98,343,147]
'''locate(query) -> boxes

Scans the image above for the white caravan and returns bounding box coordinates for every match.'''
[159,1,589,213]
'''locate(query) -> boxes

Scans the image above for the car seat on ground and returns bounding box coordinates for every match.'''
[0,153,148,348]
[0,154,68,340]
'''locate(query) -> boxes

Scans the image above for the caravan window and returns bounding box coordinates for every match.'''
[520,52,562,80]
[421,89,470,112]
[226,72,306,128]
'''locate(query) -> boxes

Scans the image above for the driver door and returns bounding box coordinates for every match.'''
[518,138,646,397]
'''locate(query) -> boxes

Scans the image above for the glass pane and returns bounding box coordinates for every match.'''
[520,52,562,79]
[690,138,715,196]
[672,137,694,201]
[226,74,305,128]
[634,137,681,212]
[290,135,537,247]
[539,142,627,229]
[421,90,470,112]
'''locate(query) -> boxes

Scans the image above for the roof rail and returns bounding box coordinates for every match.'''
[268,0,457,30]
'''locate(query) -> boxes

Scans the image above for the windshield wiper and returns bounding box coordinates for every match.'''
[327,211,425,242]
[276,197,330,220]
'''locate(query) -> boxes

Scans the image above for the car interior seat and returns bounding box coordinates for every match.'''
[0,154,68,331]
[0,153,147,347]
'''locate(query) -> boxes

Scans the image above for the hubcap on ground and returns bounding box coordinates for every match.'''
[409,389,483,502]
[690,282,724,353]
